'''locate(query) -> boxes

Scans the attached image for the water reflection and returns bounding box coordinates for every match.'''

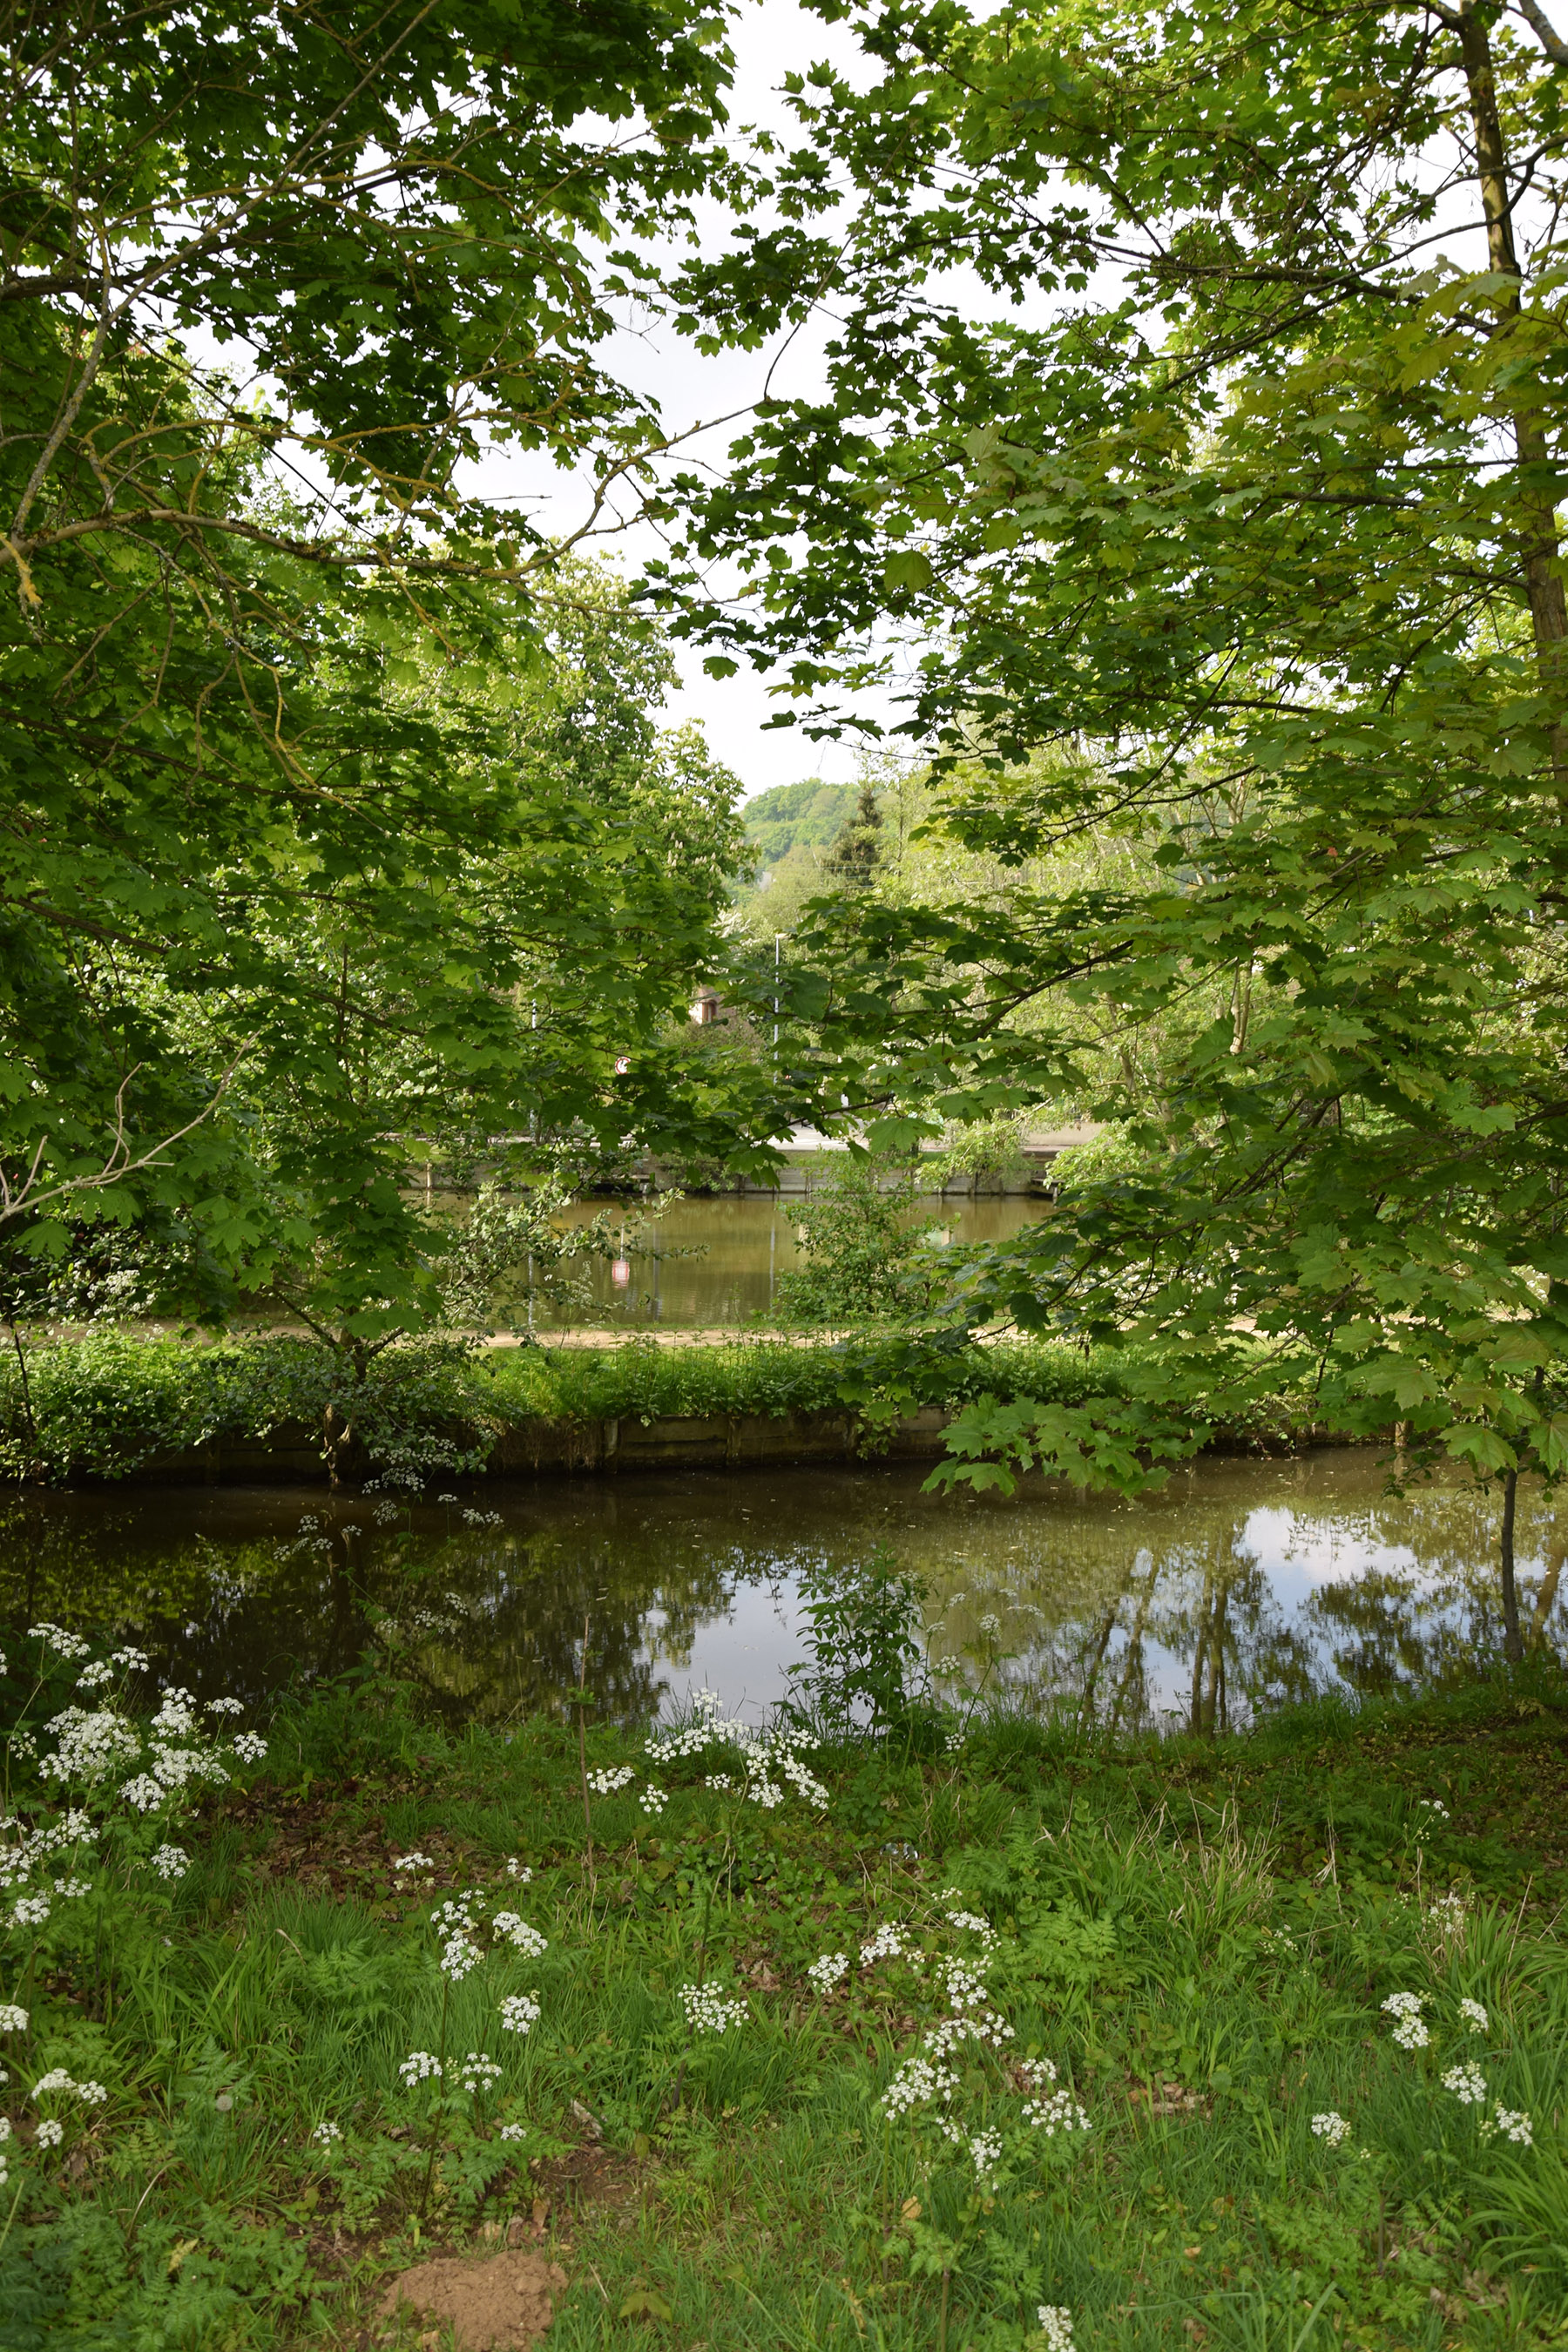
[0,1452,1561,1731]
[550,1192,1051,1328]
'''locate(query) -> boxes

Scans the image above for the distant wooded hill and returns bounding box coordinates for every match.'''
[740,780,858,871]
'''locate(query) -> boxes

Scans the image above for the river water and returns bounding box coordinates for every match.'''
[549,1192,1049,1327]
[1,1450,1560,1733]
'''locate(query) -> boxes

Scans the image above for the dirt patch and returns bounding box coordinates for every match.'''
[531,2143,639,2220]
[379,2251,567,2349]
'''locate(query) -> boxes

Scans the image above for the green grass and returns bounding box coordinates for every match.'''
[3,1649,1567,2349]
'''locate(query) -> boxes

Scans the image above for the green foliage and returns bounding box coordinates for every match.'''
[740,780,861,868]
[775,1156,936,1325]
[652,0,1568,1579]
[2,1627,1566,2349]
[0,2,774,1364]
[785,1544,929,1736]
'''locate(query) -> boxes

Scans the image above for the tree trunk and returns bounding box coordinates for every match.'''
[1457,3,1568,775]
[1499,1466,1524,1662]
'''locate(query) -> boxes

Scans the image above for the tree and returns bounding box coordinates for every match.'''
[0,0,747,1272]
[821,781,883,887]
[654,0,1568,1653]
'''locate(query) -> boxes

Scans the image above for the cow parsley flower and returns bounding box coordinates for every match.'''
[1381,1990,1429,2051]
[459,2053,502,2094]
[679,1983,746,2035]
[587,1767,635,1796]
[860,1923,908,1967]
[398,2051,443,2086]
[639,1783,667,1815]
[968,2126,1004,2189]
[0,2004,27,2032]
[705,1774,733,1793]
[881,2055,960,2119]
[206,1698,244,1717]
[120,1775,165,1813]
[498,1993,541,2036]
[440,1933,481,1982]
[149,1846,188,1882]
[35,2118,64,2148]
[232,1733,267,1764]
[808,1951,848,1991]
[27,1624,90,1661]
[491,1913,547,1957]
[41,1707,141,1784]
[1311,2112,1351,2146]
[312,2120,342,2145]
[1024,2086,1091,2137]
[1483,2104,1533,2146]
[12,1895,50,1928]
[392,1853,432,1874]
[111,1647,150,1671]
[504,1859,532,1882]
[1443,2063,1486,2105]
[75,1662,115,1693]
[1037,2308,1074,2351]
[499,2121,528,2142]
[1458,1997,1488,2034]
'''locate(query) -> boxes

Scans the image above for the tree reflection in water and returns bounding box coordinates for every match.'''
[0,1451,1562,1730]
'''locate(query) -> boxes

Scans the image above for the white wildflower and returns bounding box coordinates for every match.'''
[232,1733,267,1763]
[1443,2063,1486,2105]
[11,1895,50,1928]
[859,1923,908,1968]
[151,1690,199,1737]
[439,1933,481,1982]
[1037,2308,1074,2352]
[27,1624,90,1661]
[35,2117,63,2148]
[639,1784,667,1815]
[679,1982,746,2036]
[75,1662,115,1693]
[205,1698,244,1717]
[111,1647,150,1671]
[149,1846,188,1882]
[498,1993,540,2036]
[1382,1990,1429,2051]
[51,1877,89,1900]
[312,2119,342,2145]
[458,2052,502,2094]
[119,1775,165,1813]
[1024,2086,1090,2137]
[881,2055,959,2118]
[490,1913,546,1957]
[807,1951,848,1991]
[499,2121,528,2142]
[1458,1997,1488,2034]
[0,2004,27,2032]
[587,1767,635,1796]
[968,2126,1004,2189]
[1483,2104,1533,2146]
[705,1774,733,1793]
[1311,2112,1351,2146]
[392,1853,433,1874]
[398,2051,443,2086]
[504,1859,532,1882]
[41,1707,141,1784]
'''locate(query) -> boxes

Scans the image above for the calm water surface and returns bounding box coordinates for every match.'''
[1,1451,1561,1731]
[549,1193,1050,1328]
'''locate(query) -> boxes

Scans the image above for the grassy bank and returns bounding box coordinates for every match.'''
[2,1631,1565,2350]
[0,1330,1318,1486]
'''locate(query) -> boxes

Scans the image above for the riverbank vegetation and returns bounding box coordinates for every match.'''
[1,1609,1565,2351]
[0,1329,1327,1490]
